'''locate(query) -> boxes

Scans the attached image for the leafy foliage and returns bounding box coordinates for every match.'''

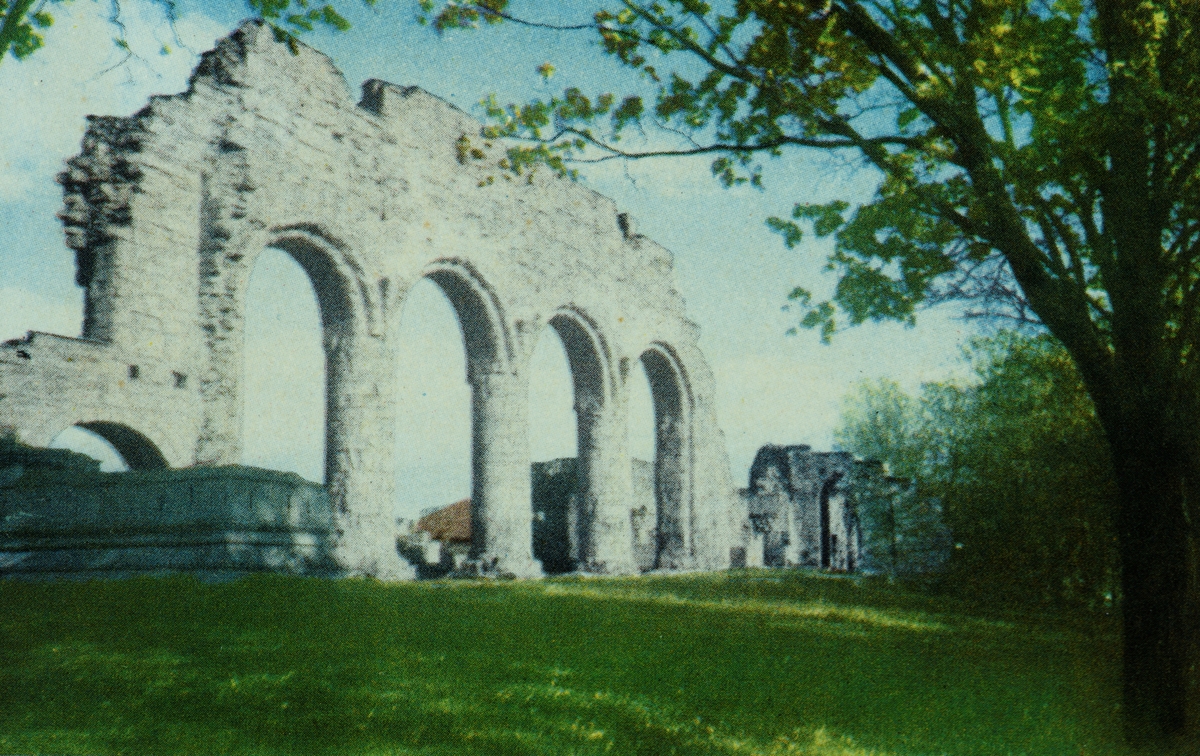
[836,332,1119,610]
[0,0,365,65]
[247,0,359,54]
[0,0,59,63]
[421,0,1200,404]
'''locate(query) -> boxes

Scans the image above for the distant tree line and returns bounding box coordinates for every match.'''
[836,331,1119,612]
[847,466,951,579]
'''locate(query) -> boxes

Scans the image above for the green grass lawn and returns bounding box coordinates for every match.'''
[0,569,1127,756]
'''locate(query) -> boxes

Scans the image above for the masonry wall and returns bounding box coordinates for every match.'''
[745,445,862,571]
[0,21,742,580]
[0,333,200,466]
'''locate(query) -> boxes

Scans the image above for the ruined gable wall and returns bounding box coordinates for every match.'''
[746,445,862,570]
[3,21,740,576]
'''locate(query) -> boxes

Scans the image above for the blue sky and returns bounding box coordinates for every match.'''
[0,0,974,516]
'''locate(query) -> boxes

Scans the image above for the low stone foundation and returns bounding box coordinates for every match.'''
[0,461,338,580]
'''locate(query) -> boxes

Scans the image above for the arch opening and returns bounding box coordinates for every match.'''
[241,246,327,483]
[818,471,857,571]
[394,277,472,524]
[398,264,527,574]
[640,345,693,570]
[528,320,578,574]
[270,237,356,338]
[425,267,504,376]
[819,476,835,568]
[50,422,167,471]
[527,312,622,574]
[627,360,657,572]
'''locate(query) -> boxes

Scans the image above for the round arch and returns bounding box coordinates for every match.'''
[638,342,695,570]
[526,308,628,573]
[56,421,170,471]
[819,475,836,569]
[547,308,617,404]
[253,229,362,488]
[421,257,514,377]
[401,258,537,576]
[268,233,358,344]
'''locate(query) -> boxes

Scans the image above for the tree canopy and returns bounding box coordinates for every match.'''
[837,332,1119,610]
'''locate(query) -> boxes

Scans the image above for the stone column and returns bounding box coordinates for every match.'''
[470,370,542,578]
[327,330,414,580]
[576,396,637,574]
[782,495,802,566]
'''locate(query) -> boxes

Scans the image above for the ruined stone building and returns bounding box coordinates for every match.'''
[399,458,659,577]
[741,444,952,575]
[742,445,864,571]
[0,22,747,580]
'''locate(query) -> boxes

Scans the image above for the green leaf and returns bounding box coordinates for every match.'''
[766,216,803,248]
[320,5,351,32]
[795,201,849,237]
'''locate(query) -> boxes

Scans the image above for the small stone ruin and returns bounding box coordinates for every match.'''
[740,444,951,575]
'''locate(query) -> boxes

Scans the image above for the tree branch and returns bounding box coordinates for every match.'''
[445,2,596,31]
[541,125,927,163]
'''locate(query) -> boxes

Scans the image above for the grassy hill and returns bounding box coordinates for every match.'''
[0,569,1128,755]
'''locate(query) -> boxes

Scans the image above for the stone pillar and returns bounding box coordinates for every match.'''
[326,330,414,580]
[783,495,802,566]
[470,370,541,578]
[576,397,637,574]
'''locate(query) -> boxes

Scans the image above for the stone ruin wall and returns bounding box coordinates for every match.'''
[741,443,953,575]
[743,445,864,571]
[0,21,749,580]
[0,438,338,579]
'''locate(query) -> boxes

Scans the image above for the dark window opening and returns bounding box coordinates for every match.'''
[172,371,187,389]
[729,547,747,569]
[128,365,140,380]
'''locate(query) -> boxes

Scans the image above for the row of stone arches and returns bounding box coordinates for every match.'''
[53,236,700,576]
[257,234,697,575]
[1,24,738,580]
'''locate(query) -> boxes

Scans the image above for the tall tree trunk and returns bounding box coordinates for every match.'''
[1107,419,1199,745]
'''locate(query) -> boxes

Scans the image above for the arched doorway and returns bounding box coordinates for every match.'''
[523,312,635,574]
[393,276,472,521]
[527,322,577,573]
[628,355,657,572]
[819,476,834,568]
[639,345,693,570]
[251,235,356,493]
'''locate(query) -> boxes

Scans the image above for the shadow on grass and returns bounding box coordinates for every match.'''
[0,570,1126,756]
